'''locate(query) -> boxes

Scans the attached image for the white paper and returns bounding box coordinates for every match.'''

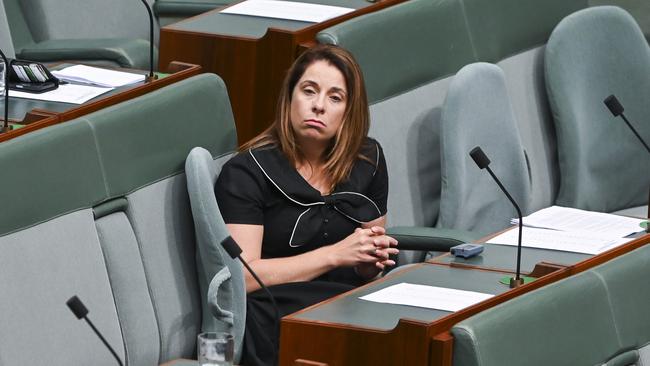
[487,227,632,255]
[9,84,113,104]
[52,65,145,88]
[511,206,645,238]
[221,0,354,23]
[359,283,494,312]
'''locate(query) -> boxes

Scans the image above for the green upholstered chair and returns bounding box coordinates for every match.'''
[545,6,650,215]
[451,244,650,366]
[185,147,246,364]
[2,0,156,69]
[438,63,532,237]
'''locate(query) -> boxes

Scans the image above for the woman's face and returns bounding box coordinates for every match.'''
[290,60,348,146]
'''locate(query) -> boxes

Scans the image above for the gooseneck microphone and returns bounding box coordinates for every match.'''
[221,236,280,366]
[470,146,524,288]
[604,95,650,155]
[66,296,124,366]
[0,48,10,133]
[139,0,155,80]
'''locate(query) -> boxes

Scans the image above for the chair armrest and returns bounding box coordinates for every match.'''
[18,38,156,70]
[153,0,229,17]
[387,226,479,252]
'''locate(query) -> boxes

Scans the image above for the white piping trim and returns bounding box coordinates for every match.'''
[249,150,324,207]
[289,207,311,247]
[330,191,382,217]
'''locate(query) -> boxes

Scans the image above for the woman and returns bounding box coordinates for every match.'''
[215,44,397,365]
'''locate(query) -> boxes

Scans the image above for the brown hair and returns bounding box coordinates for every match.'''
[241,44,370,192]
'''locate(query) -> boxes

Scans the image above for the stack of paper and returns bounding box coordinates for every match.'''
[221,0,354,23]
[359,283,494,312]
[489,206,646,255]
[9,84,113,104]
[52,65,145,88]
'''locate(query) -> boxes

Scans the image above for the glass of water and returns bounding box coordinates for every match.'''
[197,332,234,366]
[0,60,5,97]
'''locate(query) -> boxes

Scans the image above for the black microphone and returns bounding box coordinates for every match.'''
[604,95,650,222]
[470,146,524,288]
[604,95,650,155]
[221,236,280,366]
[139,0,156,80]
[66,296,124,366]
[0,48,10,133]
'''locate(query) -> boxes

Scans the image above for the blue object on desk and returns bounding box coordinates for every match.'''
[450,243,484,258]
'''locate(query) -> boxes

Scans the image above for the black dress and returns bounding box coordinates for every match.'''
[215,138,388,365]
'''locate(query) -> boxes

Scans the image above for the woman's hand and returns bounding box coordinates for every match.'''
[327,226,398,279]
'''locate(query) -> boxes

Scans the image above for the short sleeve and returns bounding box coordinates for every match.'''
[215,154,266,225]
[366,141,389,216]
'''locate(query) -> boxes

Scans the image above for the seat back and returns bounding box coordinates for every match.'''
[545,6,650,212]
[185,147,246,364]
[451,244,650,366]
[438,63,531,236]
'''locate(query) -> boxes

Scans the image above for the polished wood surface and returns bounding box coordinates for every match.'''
[0,62,202,143]
[159,0,406,145]
[280,234,650,366]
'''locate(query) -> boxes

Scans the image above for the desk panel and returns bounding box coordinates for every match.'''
[292,264,510,331]
[429,243,590,274]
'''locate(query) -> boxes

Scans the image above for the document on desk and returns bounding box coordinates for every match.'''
[221,0,354,23]
[487,227,632,255]
[359,283,494,312]
[511,205,645,238]
[9,84,113,104]
[52,65,145,88]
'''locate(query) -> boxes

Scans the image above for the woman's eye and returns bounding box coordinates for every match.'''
[303,87,316,95]
[330,95,343,103]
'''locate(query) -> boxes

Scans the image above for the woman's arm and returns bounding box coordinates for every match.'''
[227,221,397,292]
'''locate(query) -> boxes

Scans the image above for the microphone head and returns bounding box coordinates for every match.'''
[221,236,243,259]
[66,296,88,319]
[469,146,491,169]
[604,95,624,117]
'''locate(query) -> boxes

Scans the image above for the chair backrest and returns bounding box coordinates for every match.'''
[451,243,650,366]
[0,0,15,57]
[545,6,650,212]
[438,63,532,236]
[185,147,246,364]
[17,0,159,45]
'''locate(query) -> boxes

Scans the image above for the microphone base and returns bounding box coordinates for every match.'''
[1,125,10,133]
[509,277,525,288]
[144,74,158,83]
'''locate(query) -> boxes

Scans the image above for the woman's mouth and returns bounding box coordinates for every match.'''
[305,119,326,128]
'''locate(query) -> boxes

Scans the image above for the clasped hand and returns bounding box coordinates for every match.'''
[331,226,399,278]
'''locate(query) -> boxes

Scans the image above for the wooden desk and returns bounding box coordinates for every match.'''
[159,0,406,144]
[1,62,201,143]
[280,234,650,366]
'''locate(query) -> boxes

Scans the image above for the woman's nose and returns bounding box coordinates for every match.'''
[312,95,325,114]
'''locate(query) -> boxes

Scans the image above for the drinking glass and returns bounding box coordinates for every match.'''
[197,332,234,366]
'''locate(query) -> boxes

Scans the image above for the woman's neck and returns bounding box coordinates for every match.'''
[296,144,331,195]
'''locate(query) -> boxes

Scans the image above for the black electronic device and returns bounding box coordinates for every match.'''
[8,59,59,93]
[450,243,484,258]
[470,146,525,288]
[0,48,9,132]
[603,95,650,155]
